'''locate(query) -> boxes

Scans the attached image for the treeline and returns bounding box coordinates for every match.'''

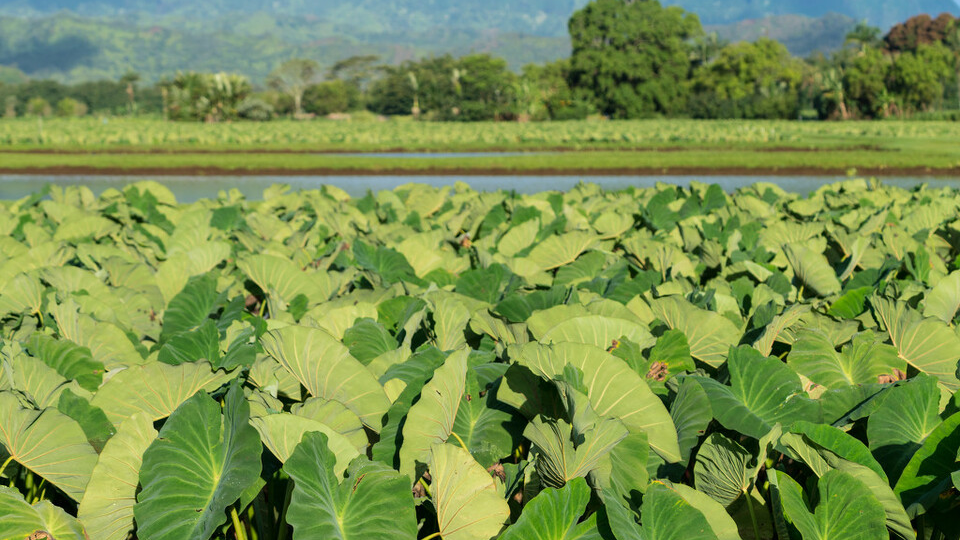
[0,0,958,122]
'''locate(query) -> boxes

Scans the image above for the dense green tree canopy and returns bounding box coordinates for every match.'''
[568,0,703,118]
[688,38,803,119]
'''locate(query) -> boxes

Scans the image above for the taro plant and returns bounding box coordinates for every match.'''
[0,179,957,539]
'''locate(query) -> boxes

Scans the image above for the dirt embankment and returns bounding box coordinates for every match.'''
[0,164,955,177]
[0,145,886,155]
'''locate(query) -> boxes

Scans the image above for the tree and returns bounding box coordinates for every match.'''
[813,68,849,120]
[845,21,882,51]
[842,46,890,118]
[26,97,51,117]
[120,72,140,114]
[885,13,957,52]
[453,54,518,121]
[267,59,321,116]
[689,38,803,119]
[518,59,592,121]
[55,97,87,117]
[568,0,703,118]
[888,43,955,112]
[4,96,16,118]
[327,55,381,90]
[163,72,251,122]
[303,80,361,116]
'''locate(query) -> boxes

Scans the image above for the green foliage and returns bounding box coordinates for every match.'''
[689,38,803,119]
[569,0,703,118]
[303,79,362,116]
[367,54,519,120]
[0,178,956,539]
[163,71,253,122]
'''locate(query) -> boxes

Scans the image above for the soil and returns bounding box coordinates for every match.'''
[0,164,955,177]
[0,145,886,155]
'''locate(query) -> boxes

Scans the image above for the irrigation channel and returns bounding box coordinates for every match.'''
[3,174,960,202]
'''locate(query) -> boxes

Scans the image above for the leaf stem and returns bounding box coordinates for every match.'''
[275,479,295,540]
[422,533,442,540]
[418,477,433,499]
[449,431,468,451]
[744,490,761,540]
[0,456,14,480]
[230,506,248,540]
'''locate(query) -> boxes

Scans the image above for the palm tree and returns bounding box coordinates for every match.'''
[690,32,727,68]
[819,69,849,120]
[267,59,321,117]
[120,72,140,115]
[845,22,882,53]
[451,68,466,116]
[407,72,421,118]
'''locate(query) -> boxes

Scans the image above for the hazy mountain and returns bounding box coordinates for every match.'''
[664,0,958,29]
[707,13,859,58]
[0,0,956,84]
[0,0,956,34]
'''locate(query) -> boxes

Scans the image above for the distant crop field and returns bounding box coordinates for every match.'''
[1,118,959,176]
[1,117,960,151]
[0,179,957,539]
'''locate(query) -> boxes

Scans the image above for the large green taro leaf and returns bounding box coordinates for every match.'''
[431,294,471,351]
[521,231,599,273]
[342,318,397,364]
[0,392,98,502]
[512,342,680,462]
[4,353,82,409]
[399,348,467,480]
[667,483,742,540]
[649,296,741,368]
[283,432,417,540]
[594,431,650,501]
[754,305,810,357]
[776,423,913,540]
[0,485,86,540]
[894,412,960,518]
[867,374,942,484]
[352,241,421,285]
[923,270,960,323]
[261,325,390,431]
[873,297,960,392]
[160,273,220,342]
[539,315,655,351]
[134,384,262,540]
[251,413,360,476]
[524,415,627,489]
[671,378,713,464]
[90,361,234,426]
[694,433,759,508]
[775,470,887,540]
[26,333,104,393]
[292,397,368,451]
[370,348,448,468]
[451,372,525,468]
[787,330,899,389]
[78,413,157,540]
[498,478,599,540]
[692,346,820,440]
[602,482,722,540]
[238,254,333,310]
[429,443,510,540]
[783,243,842,297]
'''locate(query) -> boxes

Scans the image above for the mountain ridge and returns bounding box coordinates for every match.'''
[0,0,956,33]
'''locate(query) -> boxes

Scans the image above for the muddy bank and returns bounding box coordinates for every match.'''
[0,145,886,155]
[0,164,953,177]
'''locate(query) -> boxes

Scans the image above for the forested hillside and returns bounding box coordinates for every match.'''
[0,0,956,83]
[1,0,957,33]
